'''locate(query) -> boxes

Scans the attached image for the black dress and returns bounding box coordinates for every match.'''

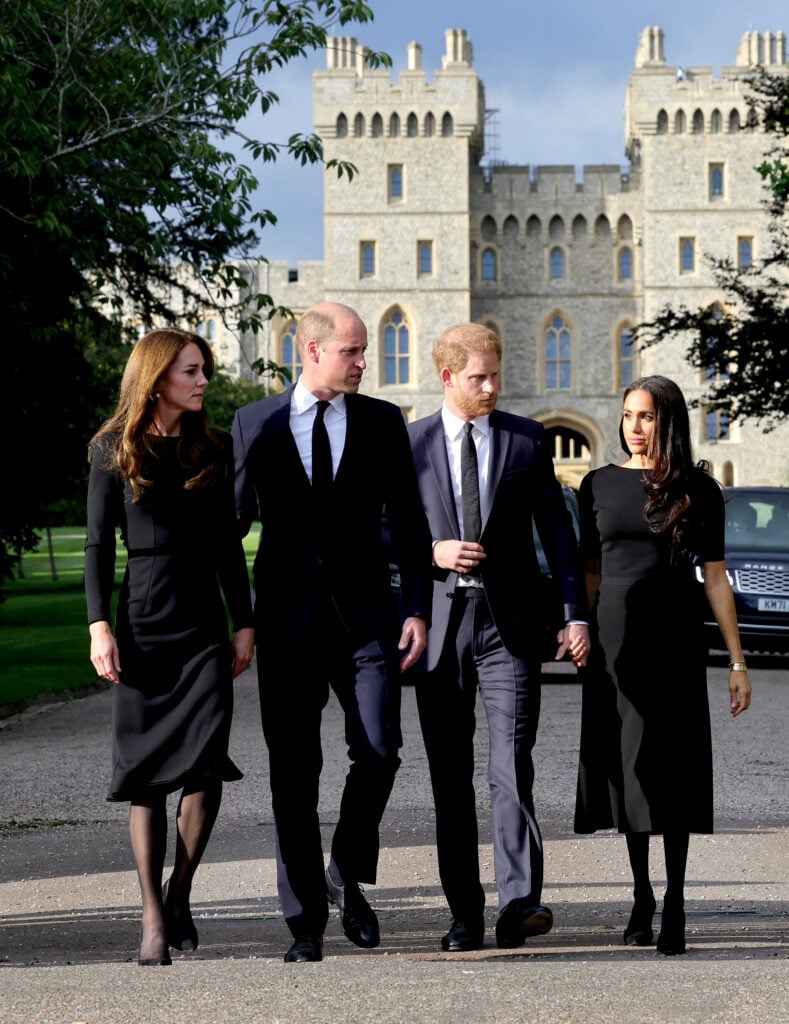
[574,465,724,835]
[85,433,253,802]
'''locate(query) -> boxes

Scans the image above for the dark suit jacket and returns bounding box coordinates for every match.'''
[408,408,582,670]
[233,387,432,640]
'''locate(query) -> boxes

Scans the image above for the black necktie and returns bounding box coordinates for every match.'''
[312,400,333,494]
[461,421,482,547]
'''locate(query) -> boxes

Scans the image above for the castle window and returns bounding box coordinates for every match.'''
[692,109,704,134]
[728,109,741,133]
[388,164,403,201]
[674,109,686,134]
[617,214,633,241]
[206,319,217,341]
[618,247,633,280]
[280,320,302,383]
[657,109,668,134]
[738,236,753,270]
[618,325,635,387]
[550,247,565,280]
[503,215,519,239]
[745,108,758,131]
[549,215,565,242]
[389,112,400,137]
[371,113,383,138]
[545,315,571,389]
[703,306,729,383]
[407,112,418,137]
[526,215,541,240]
[711,109,722,133]
[418,241,433,276]
[709,163,724,199]
[441,112,453,137]
[360,241,376,277]
[481,215,497,240]
[336,113,348,138]
[705,408,730,442]
[383,309,410,385]
[424,112,435,137]
[354,113,365,138]
[679,237,695,274]
[572,214,588,241]
[481,248,496,282]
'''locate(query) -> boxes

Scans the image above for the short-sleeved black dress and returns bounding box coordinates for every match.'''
[85,433,253,802]
[574,464,724,835]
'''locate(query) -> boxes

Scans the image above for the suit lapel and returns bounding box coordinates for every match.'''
[484,411,510,527]
[268,386,311,489]
[423,414,460,537]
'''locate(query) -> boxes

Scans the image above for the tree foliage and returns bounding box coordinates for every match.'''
[0,0,386,587]
[636,69,789,432]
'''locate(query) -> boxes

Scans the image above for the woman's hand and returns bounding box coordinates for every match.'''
[230,626,255,679]
[729,668,751,717]
[89,620,121,684]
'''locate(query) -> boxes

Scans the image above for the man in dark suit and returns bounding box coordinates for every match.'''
[408,323,589,952]
[232,302,431,963]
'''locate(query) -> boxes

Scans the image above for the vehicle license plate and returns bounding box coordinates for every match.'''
[758,598,789,612]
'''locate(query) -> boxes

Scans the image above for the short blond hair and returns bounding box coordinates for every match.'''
[432,323,502,375]
[295,302,361,356]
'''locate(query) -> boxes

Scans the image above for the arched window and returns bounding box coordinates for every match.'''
[692,109,704,134]
[441,112,453,137]
[617,214,633,241]
[618,325,634,386]
[594,214,611,242]
[711,109,722,133]
[280,320,302,383]
[674,109,686,134]
[407,112,418,137]
[481,248,496,282]
[549,215,565,241]
[388,165,403,200]
[418,241,433,275]
[709,164,724,198]
[680,238,695,273]
[206,319,217,341]
[703,305,729,383]
[503,215,519,239]
[738,236,753,270]
[550,247,565,280]
[545,315,571,389]
[481,215,497,240]
[728,109,741,133]
[424,112,435,137]
[572,215,588,241]
[526,215,541,240]
[657,109,668,134]
[360,241,375,277]
[353,112,365,138]
[383,309,410,385]
[336,113,348,138]
[371,112,383,137]
[618,247,633,280]
[722,461,735,486]
[389,112,400,137]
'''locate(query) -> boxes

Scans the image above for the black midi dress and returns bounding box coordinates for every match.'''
[85,433,253,802]
[574,465,724,835]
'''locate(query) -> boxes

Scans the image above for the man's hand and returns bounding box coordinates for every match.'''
[398,616,427,672]
[433,539,486,574]
[555,622,591,668]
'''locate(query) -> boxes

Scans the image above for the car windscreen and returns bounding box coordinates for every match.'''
[725,493,789,554]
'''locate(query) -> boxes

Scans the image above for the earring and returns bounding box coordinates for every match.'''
[150,392,160,401]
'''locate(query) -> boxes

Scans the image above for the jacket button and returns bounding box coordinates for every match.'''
[445,592,454,599]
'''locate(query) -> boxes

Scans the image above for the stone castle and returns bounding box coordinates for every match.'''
[204,26,788,486]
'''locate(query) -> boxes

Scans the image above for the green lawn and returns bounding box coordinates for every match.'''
[0,527,258,710]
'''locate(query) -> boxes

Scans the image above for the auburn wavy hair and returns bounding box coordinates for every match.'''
[89,328,224,501]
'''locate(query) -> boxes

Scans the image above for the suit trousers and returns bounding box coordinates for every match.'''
[415,587,543,919]
[258,595,402,937]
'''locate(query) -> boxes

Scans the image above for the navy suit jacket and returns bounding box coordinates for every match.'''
[408,408,582,670]
[233,387,432,641]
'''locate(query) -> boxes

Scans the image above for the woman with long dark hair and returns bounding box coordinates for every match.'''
[574,376,750,955]
[86,328,254,965]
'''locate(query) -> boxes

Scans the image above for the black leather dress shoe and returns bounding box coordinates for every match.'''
[495,900,553,949]
[441,917,485,952]
[326,869,380,948]
[284,934,323,963]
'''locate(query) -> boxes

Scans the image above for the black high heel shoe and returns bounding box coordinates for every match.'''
[656,905,686,956]
[138,927,172,967]
[163,878,199,952]
[623,893,657,946]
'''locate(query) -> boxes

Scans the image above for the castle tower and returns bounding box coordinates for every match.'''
[312,29,485,411]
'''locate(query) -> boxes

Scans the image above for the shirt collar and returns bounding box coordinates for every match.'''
[293,378,346,417]
[441,404,491,441]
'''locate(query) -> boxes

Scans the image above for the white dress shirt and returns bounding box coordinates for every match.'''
[290,378,347,481]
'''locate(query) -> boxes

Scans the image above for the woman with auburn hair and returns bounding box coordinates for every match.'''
[574,375,751,956]
[86,327,254,966]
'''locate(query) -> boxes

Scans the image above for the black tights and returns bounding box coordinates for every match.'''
[625,830,689,907]
[131,779,223,960]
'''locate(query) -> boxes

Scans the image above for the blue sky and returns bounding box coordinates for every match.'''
[245,0,787,264]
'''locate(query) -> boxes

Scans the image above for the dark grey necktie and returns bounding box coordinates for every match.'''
[461,421,482,545]
[312,400,333,493]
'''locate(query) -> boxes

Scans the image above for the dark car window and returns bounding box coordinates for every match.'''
[725,494,789,554]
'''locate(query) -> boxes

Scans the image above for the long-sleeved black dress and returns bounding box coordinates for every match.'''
[85,432,253,802]
[574,464,724,835]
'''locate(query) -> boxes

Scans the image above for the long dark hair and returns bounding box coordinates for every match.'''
[619,375,703,555]
[89,328,224,501]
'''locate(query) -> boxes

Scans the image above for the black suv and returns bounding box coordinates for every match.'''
[697,486,789,653]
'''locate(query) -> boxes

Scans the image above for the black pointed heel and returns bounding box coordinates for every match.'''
[138,927,172,966]
[623,893,656,946]
[656,905,686,956]
[163,878,199,952]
